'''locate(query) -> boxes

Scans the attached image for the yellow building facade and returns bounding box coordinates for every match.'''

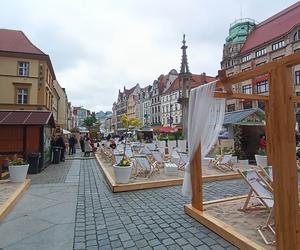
[0,29,55,111]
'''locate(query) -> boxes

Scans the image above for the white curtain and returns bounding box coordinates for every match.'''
[182,81,225,197]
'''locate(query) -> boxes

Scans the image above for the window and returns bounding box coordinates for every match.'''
[242,67,251,72]
[241,55,250,63]
[18,62,29,76]
[158,106,160,112]
[297,92,300,108]
[227,104,235,112]
[272,40,285,51]
[258,100,265,110]
[175,116,178,124]
[256,80,269,93]
[294,30,300,41]
[242,84,252,94]
[243,100,252,109]
[272,55,284,61]
[296,71,300,85]
[256,61,266,67]
[17,88,28,104]
[255,48,266,57]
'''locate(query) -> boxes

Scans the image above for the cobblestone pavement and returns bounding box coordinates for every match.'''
[74,159,249,250]
[28,160,72,184]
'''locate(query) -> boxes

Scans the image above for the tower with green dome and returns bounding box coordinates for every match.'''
[221,18,256,70]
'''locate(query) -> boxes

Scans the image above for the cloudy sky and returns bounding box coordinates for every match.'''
[1,0,298,111]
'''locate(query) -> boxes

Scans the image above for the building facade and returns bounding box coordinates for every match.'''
[221,2,300,112]
[52,80,70,129]
[0,29,56,111]
[72,106,90,128]
[161,73,216,126]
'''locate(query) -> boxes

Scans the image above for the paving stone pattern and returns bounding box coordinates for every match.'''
[28,160,72,184]
[73,159,249,250]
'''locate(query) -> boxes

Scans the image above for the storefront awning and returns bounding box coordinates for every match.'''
[0,110,55,127]
[223,108,265,126]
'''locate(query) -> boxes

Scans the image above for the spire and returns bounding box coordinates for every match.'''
[179,34,191,75]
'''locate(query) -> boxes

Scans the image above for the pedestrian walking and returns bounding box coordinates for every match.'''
[84,137,93,157]
[56,134,65,161]
[68,135,76,155]
[80,136,85,152]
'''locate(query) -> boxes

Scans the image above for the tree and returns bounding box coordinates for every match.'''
[84,112,97,127]
[120,115,142,160]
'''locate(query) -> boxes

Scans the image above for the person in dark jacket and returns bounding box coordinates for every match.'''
[80,136,85,152]
[68,136,76,155]
[56,135,66,161]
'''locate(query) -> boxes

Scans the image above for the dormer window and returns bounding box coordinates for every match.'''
[241,55,251,63]
[255,48,266,57]
[272,40,285,51]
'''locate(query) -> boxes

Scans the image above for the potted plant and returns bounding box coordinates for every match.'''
[9,157,29,182]
[113,115,141,184]
[113,156,133,184]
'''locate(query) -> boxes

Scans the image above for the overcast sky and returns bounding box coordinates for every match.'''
[1,0,298,111]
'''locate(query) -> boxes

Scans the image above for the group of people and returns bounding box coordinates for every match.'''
[51,134,96,163]
[79,135,93,157]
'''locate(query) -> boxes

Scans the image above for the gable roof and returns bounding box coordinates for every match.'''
[0,29,45,55]
[163,73,216,94]
[241,2,300,53]
[223,108,265,125]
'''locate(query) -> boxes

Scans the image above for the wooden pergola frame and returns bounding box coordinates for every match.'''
[185,53,300,249]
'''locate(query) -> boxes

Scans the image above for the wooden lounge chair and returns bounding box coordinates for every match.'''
[134,155,158,178]
[113,154,123,165]
[139,146,152,155]
[150,150,166,167]
[177,152,189,170]
[145,143,156,151]
[125,146,133,158]
[257,165,273,184]
[208,154,234,172]
[238,169,275,245]
[170,148,181,166]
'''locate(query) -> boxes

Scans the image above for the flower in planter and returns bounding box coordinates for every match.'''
[118,156,131,167]
[9,158,27,166]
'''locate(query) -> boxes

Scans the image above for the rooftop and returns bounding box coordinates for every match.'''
[241,2,300,53]
[0,29,45,55]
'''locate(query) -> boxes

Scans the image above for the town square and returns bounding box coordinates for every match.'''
[1,1,300,249]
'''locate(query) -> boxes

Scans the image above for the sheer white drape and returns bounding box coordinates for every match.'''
[182,81,225,197]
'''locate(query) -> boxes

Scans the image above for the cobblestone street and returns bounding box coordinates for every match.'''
[74,159,248,250]
[0,158,249,249]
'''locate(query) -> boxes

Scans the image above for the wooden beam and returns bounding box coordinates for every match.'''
[264,101,272,166]
[214,92,269,101]
[269,65,300,250]
[184,204,265,250]
[216,62,275,87]
[281,52,300,68]
[191,144,203,210]
[292,96,300,103]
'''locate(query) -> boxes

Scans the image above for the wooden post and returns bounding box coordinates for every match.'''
[269,65,300,250]
[190,144,203,211]
[264,100,272,165]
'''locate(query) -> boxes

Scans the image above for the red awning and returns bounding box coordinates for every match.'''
[0,110,55,127]
[152,126,178,133]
